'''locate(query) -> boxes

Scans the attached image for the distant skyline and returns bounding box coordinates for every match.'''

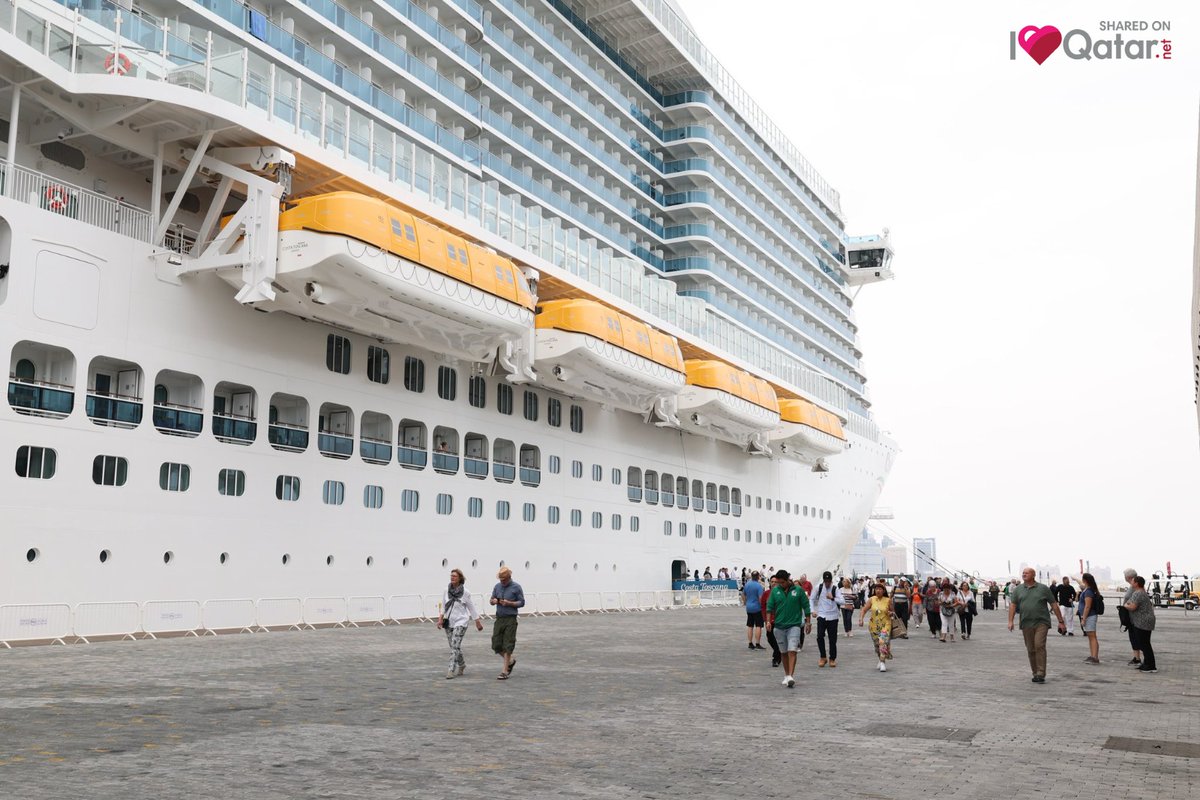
[678,2,1200,578]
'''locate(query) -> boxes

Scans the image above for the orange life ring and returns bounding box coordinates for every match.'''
[45,185,69,213]
[104,52,132,76]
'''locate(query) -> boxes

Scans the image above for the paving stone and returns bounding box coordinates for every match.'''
[0,607,1197,798]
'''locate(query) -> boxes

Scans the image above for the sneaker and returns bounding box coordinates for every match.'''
[749,643,756,650]
[818,658,827,668]
[782,675,795,688]
[771,658,781,668]
[457,665,465,676]
[1128,658,1141,666]
[829,659,837,668]
[1067,632,1075,636]
[1138,667,1157,673]
[878,662,886,672]
[754,643,766,650]
[1084,657,1099,664]
[446,670,457,680]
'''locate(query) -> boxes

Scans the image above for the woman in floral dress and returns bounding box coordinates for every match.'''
[858,582,894,672]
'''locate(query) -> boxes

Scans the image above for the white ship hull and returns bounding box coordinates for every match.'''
[0,199,895,611]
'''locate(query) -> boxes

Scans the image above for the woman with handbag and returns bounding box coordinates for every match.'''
[858,582,895,672]
[839,578,856,637]
[939,581,960,642]
[437,568,484,679]
[890,580,911,637]
[957,580,975,640]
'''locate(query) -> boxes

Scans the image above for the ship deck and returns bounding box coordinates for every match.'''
[1,604,1197,797]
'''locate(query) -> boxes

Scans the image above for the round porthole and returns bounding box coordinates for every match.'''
[281,553,290,566]
[594,563,599,571]
[163,551,174,565]
[99,549,111,564]
[612,564,617,572]
[219,552,229,565]
[471,559,478,568]
[551,561,558,570]
[499,560,505,568]
[524,561,531,569]
[26,548,39,563]
[572,563,578,571]
[366,556,374,567]
[441,558,448,568]
[326,555,334,566]
[402,557,410,567]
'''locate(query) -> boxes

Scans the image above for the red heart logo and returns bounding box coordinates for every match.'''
[1019,25,1063,65]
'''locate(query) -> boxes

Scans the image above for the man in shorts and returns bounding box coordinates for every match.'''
[742,571,766,650]
[765,570,811,689]
[490,567,525,679]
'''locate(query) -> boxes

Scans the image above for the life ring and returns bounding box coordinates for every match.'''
[45,185,70,213]
[104,52,132,76]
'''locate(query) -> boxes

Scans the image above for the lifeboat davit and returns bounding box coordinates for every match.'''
[241,192,535,363]
[769,397,847,461]
[534,299,685,423]
[676,360,780,453]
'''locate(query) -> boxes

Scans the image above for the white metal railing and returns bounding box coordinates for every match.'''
[0,590,744,646]
[0,159,153,242]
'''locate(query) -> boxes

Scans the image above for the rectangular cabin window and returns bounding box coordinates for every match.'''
[363,485,384,509]
[15,446,56,479]
[367,346,390,384]
[326,334,351,375]
[570,405,584,433]
[403,357,425,393]
[631,517,640,532]
[275,474,301,501]
[548,506,561,524]
[570,509,582,527]
[468,497,483,517]
[522,502,535,522]
[322,480,345,505]
[497,384,513,415]
[401,489,419,512]
[404,224,416,242]
[548,455,561,474]
[468,376,486,408]
[446,244,457,261]
[548,398,562,427]
[571,460,583,479]
[92,455,128,486]
[218,468,245,497]
[496,501,510,521]
[159,462,190,492]
[522,390,538,422]
[436,493,453,515]
[437,366,457,401]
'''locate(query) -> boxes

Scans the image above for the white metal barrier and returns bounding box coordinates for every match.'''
[347,596,387,627]
[601,591,623,612]
[420,595,442,622]
[556,592,580,614]
[74,601,142,642]
[256,597,303,631]
[142,601,202,638]
[620,591,642,611]
[638,591,658,611]
[302,597,349,628]
[0,603,72,646]
[387,594,424,622]
[201,599,256,633]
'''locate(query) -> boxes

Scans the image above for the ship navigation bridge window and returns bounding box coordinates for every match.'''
[92,455,128,487]
[8,342,76,420]
[432,427,460,474]
[398,420,428,469]
[468,375,486,408]
[569,404,583,433]
[159,462,191,492]
[218,468,246,497]
[325,334,351,375]
[15,445,56,479]
[519,445,541,487]
[268,392,309,452]
[213,382,257,445]
[493,439,515,483]
[360,411,393,465]
[644,471,659,504]
[661,473,674,507]
[437,366,457,401]
[464,433,489,478]
[626,467,642,502]
[276,475,301,502]
[87,356,143,429]
[153,370,204,438]
[367,345,390,384]
[403,357,425,393]
[318,402,355,460]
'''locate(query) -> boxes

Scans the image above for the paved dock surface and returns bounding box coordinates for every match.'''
[1,606,1198,798]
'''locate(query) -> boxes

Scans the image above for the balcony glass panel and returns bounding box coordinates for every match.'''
[318,432,354,458]
[86,394,143,427]
[269,423,309,451]
[8,380,74,418]
[432,452,459,474]
[519,467,540,487]
[398,445,428,469]
[153,403,203,437]
[494,462,515,483]
[213,414,257,444]
[465,457,488,478]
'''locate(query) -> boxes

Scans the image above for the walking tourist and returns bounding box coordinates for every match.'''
[1120,568,1143,665]
[1123,576,1157,673]
[839,578,856,637]
[938,582,959,642]
[924,580,942,638]
[911,581,924,628]
[1055,577,1077,636]
[1077,572,1101,663]
[957,580,974,640]
[437,568,484,679]
[490,567,525,680]
[890,579,910,634]
[765,570,811,688]
[989,582,1000,611]
[765,575,782,668]
[742,571,766,650]
[799,573,813,596]
[1007,567,1067,683]
[859,582,894,672]
[810,571,842,667]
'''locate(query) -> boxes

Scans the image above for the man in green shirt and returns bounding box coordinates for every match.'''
[1007,567,1067,683]
[765,569,812,689]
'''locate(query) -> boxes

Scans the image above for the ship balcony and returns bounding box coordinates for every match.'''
[85,392,143,429]
[318,403,354,460]
[432,451,460,475]
[493,461,515,484]
[398,444,428,470]
[519,467,541,488]
[8,378,74,419]
[152,402,203,437]
[318,432,354,459]
[464,457,489,479]
[359,437,393,465]
[268,422,310,453]
[212,413,257,445]
[464,432,489,479]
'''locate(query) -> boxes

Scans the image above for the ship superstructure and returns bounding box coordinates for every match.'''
[0,0,897,637]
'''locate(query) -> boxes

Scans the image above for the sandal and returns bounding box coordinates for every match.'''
[507,659,516,675]
[497,672,509,680]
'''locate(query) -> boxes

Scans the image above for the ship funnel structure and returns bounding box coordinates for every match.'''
[844,231,895,285]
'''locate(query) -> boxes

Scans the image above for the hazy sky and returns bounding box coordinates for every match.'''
[678,1,1200,578]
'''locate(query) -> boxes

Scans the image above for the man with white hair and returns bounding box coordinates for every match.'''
[1120,568,1142,666]
[490,566,525,680]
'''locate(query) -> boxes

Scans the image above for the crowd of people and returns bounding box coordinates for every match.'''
[738,565,1161,687]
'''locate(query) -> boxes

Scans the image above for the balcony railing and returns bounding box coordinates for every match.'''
[0,160,153,243]
[268,422,309,452]
[153,402,203,437]
[86,392,143,428]
[519,467,540,487]
[464,457,488,479]
[8,378,74,419]
[493,462,515,483]
[398,445,427,469]
[432,451,459,474]
[318,432,353,459]
[359,437,392,465]
[212,413,257,445]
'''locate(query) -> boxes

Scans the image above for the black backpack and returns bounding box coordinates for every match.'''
[1093,592,1105,615]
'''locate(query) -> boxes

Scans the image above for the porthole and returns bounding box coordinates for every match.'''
[26,548,39,563]
[524,561,531,569]
[594,563,599,571]
[499,560,505,568]
[612,564,617,572]
[471,559,478,568]
[219,552,229,565]
[366,556,374,567]
[552,561,558,570]
[441,558,448,568]
[281,553,290,565]
[99,549,111,564]
[163,551,174,565]
[572,562,578,571]
[402,557,410,567]
[326,555,334,566]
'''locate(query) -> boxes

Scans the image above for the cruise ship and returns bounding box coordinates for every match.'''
[0,0,898,639]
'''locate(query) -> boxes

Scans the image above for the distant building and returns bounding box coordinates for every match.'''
[913,538,937,576]
[883,545,908,574]
[1093,566,1113,584]
[849,529,886,576]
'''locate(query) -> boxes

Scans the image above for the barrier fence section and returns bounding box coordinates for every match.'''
[0,589,745,645]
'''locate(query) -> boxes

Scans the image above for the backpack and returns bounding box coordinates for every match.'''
[1093,592,1105,615]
